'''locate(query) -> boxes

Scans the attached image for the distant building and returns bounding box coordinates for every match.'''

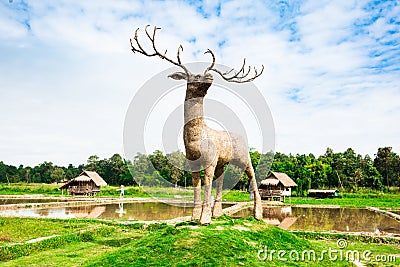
[258,172,297,201]
[59,171,107,196]
[307,189,340,199]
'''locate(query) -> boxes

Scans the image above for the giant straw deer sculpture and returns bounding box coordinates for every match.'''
[130,25,264,224]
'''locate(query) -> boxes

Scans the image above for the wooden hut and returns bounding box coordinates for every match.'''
[258,172,297,201]
[59,171,107,196]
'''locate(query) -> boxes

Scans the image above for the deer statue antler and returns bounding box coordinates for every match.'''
[130,25,190,76]
[204,49,264,83]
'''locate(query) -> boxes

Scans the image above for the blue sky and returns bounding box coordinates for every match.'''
[0,0,399,166]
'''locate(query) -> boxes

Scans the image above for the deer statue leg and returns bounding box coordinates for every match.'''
[200,165,216,224]
[212,167,224,217]
[191,171,202,220]
[245,163,263,220]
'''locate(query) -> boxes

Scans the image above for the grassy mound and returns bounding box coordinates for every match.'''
[1,216,398,266]
[85,217,346,267]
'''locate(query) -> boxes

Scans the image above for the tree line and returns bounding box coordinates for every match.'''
[0,147,399,194]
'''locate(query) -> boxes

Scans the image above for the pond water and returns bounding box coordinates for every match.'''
[2,202,399,233]
[233,206,400,235]
[0,202,232,221]
[0,198,72,205]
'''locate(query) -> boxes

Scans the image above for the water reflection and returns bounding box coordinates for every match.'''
[65,206,106,218]
[0,202,194,220]
[96,202,194,220]
[2,202,397,234]
[233,206,297,230]
[115,203,126,218]
[233,207,400,234]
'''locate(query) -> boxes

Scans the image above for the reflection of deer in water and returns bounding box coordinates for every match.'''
[130,25,264,224]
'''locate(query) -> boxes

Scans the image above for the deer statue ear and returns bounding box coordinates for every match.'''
[168,72,188,81]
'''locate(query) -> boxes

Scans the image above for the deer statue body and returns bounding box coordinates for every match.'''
[130,26,264,224]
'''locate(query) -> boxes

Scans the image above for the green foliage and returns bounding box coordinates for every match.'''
[270,147,399,194]
[50,167,65,184]
[374,147,400,188]
[1,146,399,192]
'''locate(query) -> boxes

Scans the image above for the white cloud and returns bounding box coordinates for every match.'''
[0,4,28,39]
[0,0,399,166]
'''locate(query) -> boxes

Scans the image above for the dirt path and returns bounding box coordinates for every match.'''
[367,207,400,221]
[25,235,60,244]
[351,260,366,267]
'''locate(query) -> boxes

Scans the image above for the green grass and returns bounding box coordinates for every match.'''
[138,186,193,199]
[223,190,253,202]
[286,193,400,208]
[0,224,142,265]
[292,231,400,245]
[308,239,400,267]
[1,217,398,266]
[0,217,96,245]
[97,186,149,198]
[0,183,61,195]
[0,183,150,198]
[2,241,116,267]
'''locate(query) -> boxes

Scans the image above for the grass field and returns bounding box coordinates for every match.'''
[285,192,400,208]
[1,184,399,266]
[0,183,149,198]
[1,216,398,266]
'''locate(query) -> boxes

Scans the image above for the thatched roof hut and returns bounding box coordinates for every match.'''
[259,172,297,200]
[59,171,107,196]
[260,172,297,188]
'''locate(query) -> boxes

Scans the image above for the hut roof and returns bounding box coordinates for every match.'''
[59,171,107,189]
[74,175,91,182]
[82,171,107,186]
[263,172,297,187]
[260,178,280,186]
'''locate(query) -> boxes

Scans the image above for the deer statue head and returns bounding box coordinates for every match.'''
[130,25,264,99]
